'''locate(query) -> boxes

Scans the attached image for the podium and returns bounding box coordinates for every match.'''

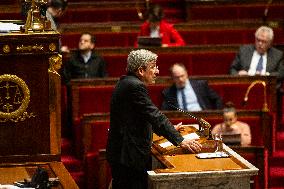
[0,30,79,188]
[149,125,258,189]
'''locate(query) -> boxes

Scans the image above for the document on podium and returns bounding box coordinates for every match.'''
[196,152,230,159]
[0,22,22,33]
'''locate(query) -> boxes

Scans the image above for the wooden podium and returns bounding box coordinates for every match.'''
[149,126,258,189]
[0,30,78,188]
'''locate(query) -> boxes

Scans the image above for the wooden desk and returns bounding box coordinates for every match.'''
[0,162,79,189]
[150,132,258,189]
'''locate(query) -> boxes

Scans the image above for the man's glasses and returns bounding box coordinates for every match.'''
[255,37,270,45]
[149,65,159,70]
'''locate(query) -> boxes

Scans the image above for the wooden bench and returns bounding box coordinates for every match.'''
[62,45,239,77]
[63,45,284,77]
[60,23,284,48]
[58,1,145,23]
[185,0,284,21]
[69,76,277,119]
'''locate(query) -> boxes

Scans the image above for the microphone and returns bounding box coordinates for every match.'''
[167,101,212,139]
[242,80,269,112]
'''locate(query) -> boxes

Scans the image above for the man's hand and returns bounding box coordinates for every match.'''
[179,139,202,153]
[174,122,185,132]
[238,70,248,75]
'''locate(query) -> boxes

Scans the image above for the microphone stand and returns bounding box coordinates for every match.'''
[167,103,213,140]
[243,80,269,112]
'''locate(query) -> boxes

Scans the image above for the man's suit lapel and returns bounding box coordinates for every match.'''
[189,80,206,109]
[266,48,274,72]
[245,45,255,70]
[168,86,179,108]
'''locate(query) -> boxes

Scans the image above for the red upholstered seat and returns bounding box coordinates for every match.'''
[59,8,142,23]
[61,32,139,49]
[72,83,271,119]
[188,4,284,20]
[77,86,114,115]
[82,120,111,189]
[86,121,110,153]
[61,85,69,137]
[210,83,267,110]
[148,85,166,108]
[71,86,114,158]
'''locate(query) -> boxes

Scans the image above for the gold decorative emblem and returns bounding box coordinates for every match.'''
[3,45,10,53]
[0,74,36,122]
[49,43,57,52]
[48,54,62,76]
[16,44,44,52]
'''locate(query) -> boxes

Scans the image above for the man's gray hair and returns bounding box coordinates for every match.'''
[126,49,158,73]
[255,26,274,41]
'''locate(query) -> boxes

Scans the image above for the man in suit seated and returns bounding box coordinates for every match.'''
[229,25,284,81]
[62,32,107,85]
[161,63,223,111]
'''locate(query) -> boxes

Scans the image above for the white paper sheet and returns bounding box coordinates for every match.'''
[0,22,22,32]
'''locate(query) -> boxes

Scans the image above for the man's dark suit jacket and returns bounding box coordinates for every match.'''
[161,80,223,110]
[63,50,107,85]
[106,74,184,171]
[229,44,284,80]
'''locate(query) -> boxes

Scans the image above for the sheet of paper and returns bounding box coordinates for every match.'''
[0,184,34,189]
[196,152,230,159]
[0,22,22,32]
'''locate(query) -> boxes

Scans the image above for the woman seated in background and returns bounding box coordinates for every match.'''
[211,102,252,145]
[136,4,185,47]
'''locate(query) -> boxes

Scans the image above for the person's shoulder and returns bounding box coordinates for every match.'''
[213,123,222,128]
[236,121,250,128]
[160,20,174,28]
[212,123,222,133]
[269,46,283,56]
[163,84,176,92]
[140,21,150,28]
[239,44,254,51]
[120,75,143,86]
[191,79,208,85]
[92,50,104,57]
[68,50,80,60]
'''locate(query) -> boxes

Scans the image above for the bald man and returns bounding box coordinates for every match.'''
[161,63,223,111]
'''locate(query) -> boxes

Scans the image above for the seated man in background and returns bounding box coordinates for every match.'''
[63,32,107,85]
[229,25,284,81]
[136,4,185,47]
[161,63,223,111]
[212,102,251,145]
[62,32,107,134]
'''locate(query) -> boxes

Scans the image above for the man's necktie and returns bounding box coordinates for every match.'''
[181,88,187,111]
[256,55,263,73]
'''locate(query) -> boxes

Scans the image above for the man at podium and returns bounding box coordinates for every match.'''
[106,49,202,189]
